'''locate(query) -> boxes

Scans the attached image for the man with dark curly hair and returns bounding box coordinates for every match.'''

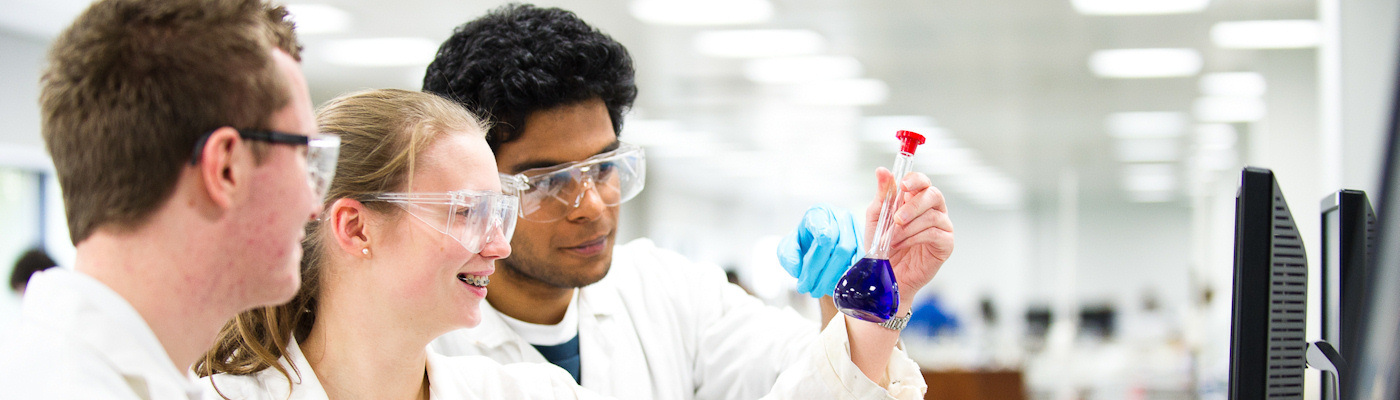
[426,4,954,399]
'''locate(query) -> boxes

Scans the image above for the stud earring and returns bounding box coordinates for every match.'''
[361,248,370,256]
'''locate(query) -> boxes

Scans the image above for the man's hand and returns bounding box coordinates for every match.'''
[864,168,954,308]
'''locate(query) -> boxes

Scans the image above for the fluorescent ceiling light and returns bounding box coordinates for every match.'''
[1123,163,1178,192]
[1089,48,1203,78]
[1127,190,1176,203]
[631,0,773,26]
[1105,112,1187,138]
[694,29,825,58]
[1211,20,1321,49]
[1194,124,1237,150]
[323,38,439,67]
[917,146,982,175]
[1192,148,1238,171]
[1194,96,1267,122]
[285,4,352,34]
[945,168,1025,209]
[1200,72,1266,97]
[744,56,862,84]
[1116,138,1181,162]
[790,78,889,106]
[1071,0,1209,15]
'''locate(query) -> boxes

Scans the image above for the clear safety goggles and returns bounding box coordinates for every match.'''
[363,188,519,253]
[191,129,341,201]
[501,142,646,223]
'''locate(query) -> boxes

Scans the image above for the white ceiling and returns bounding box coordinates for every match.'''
[0,0,1320,209]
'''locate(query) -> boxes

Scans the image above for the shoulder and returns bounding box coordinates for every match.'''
[607,238,728,286]
[427,352,583,397]
[200,368,299,400]
[0,326,134,398]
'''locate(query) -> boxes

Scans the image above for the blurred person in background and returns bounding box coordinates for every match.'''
[9,247,57,295]
[0,0,329,398]
[424,4,955,399]
[197,89,606,400]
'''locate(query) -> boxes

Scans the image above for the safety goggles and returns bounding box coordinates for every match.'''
[501,142,645,222]
[191,129,341,200]
[363,189,519,253]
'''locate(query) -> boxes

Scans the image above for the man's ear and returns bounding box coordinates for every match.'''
[328,198,373,258]
[198,127,245,209]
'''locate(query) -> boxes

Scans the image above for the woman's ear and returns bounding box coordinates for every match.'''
[327,198,372,258]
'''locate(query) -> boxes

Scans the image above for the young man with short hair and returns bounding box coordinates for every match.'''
[0,1,334,398]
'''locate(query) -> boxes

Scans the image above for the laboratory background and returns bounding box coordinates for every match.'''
[0,0,1394,398]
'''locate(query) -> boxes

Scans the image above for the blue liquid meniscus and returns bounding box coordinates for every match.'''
[833,257,899,323]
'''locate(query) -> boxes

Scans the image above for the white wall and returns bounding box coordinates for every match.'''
[0,31,45,150]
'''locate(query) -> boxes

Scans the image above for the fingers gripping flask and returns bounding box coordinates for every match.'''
[833,130,925,323]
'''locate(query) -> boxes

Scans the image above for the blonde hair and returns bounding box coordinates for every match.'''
[194,89,490,389]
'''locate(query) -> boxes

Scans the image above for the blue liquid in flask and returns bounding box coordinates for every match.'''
[834,258,899,322]
[833,129,925,323]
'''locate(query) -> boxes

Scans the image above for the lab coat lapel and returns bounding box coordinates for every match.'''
[477,299,551,364]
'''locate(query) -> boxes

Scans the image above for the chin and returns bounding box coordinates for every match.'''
[266,265,303,305]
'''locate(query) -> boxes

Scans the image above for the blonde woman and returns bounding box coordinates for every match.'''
[196,89,603,399]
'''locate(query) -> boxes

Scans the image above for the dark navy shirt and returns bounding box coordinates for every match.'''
[531,333,581,384]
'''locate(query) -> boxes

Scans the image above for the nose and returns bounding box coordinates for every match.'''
[479,226,512,260]
[565,181,605,222]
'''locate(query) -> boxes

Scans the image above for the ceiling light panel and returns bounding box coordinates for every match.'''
[1105,112,1188,138]
[323,38,439,67]
[1211,20,1321,49]
[695,29,826,58]
[1071,0,1210,15]
[1194,96,1267,122]
[285,4,351,34]
[1199,72,1266,97]
[631,0,773,26]
[1089,48,1203,78]
[744,56,863,84]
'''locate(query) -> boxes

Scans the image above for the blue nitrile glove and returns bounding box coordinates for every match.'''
[776,204,864,298]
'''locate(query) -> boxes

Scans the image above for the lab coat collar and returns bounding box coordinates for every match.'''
[228,339,467,400]
[471,253,629,350]
[22,268,200,398]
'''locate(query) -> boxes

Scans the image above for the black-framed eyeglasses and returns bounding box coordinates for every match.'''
[190,128,341,199]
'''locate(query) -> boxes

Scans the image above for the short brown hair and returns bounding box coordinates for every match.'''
[195,89,488,390]
[41,0,302,244]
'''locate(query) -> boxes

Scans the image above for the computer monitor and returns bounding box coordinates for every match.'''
[1319,190,1376,400]
[1343,43,1400,400]
[1229,166,1308,400]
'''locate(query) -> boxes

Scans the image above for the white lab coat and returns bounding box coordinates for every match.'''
[0,268,202,400]
[431,239,926,400]
[201,339,607,399]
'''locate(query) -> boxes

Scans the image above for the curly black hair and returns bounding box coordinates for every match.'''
[423,3,638,152]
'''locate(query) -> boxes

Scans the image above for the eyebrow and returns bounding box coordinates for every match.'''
[508,140,622,173]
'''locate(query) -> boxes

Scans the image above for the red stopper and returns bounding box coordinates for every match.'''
[895,130,926,155]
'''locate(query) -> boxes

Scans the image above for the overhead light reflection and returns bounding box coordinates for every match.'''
[323,38,438,67]
[1071,0,1210,15]
[1211,20,1321,49]
[694,29,826,58]
[1089,48,1203,79]
[1199,72,1266,97]
[285,4,351,34]
[1105,112,1187,138]
[744,56,863,84]
[1193,96,1267,122]
[789,79,889,106]
[631,0,774,25]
